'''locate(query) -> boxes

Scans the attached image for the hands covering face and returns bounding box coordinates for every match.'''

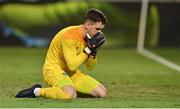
[84,32,105,56]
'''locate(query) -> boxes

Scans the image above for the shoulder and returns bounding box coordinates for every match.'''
[62,25,82,41]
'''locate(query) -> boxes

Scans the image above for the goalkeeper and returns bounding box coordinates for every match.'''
[15,8,107,99]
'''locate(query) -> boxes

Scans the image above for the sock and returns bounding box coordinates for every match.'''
[34,88,40,97]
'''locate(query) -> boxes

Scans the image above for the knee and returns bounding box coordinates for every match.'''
[98,87,107,98]
[91,85,107,98]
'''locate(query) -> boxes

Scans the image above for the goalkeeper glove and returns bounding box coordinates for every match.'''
[84,32,105,56]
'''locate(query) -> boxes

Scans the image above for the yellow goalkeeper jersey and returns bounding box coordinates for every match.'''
[43,25,97,73]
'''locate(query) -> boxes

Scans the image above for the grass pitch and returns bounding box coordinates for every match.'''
[0,47,180,108]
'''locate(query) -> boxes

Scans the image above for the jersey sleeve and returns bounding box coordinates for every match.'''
[84,55,97,70]
[61,38,88,71]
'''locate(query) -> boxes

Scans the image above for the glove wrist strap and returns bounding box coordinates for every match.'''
[84,47,91,54]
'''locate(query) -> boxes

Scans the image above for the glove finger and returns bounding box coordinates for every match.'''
[88,38,96,47]
[99,39,105,46]
[94,32,104,40]
[87,39,92,47]
[90,37,98,45]
[94,32,101,38]
[98,37,106,45]
[96,41,105,51]
[97,35,105,42]
[95,39,105,49]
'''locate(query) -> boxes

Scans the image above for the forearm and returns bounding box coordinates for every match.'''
[65,51,88,71]
[62,38,90,71]
[84,55,97,70]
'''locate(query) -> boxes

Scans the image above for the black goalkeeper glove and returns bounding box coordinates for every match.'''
[84,32,105,56]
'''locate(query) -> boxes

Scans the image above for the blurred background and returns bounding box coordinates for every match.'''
[0,0,179,49]
[0,0,179,48]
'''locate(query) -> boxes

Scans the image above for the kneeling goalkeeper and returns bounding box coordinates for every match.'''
[15,8,107,99]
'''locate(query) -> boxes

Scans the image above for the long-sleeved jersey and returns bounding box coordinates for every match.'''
[43,25,97,73]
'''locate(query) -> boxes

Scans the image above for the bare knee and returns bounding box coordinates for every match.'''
[62,85,77,99]
[98,86,107,98]
[91,85,107,98]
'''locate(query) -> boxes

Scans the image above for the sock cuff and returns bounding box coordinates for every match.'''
[34,88,40,97]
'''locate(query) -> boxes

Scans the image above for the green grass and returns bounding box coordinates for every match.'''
[0,47,180,108]
[150,47,180,65]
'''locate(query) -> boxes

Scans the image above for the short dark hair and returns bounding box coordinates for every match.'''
[85,8,107,25]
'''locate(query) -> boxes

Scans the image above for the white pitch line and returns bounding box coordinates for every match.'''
[138,49,180,72]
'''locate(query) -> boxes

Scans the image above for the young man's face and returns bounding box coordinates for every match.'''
[86,21,105,37]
